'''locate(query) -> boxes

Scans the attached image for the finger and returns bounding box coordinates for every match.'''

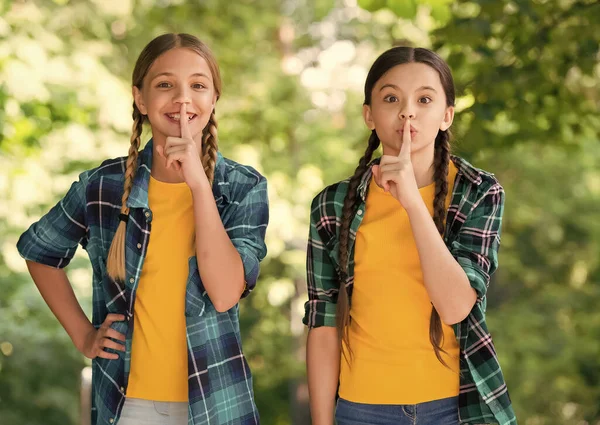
[399,119,411,159]
[165,145,188,156]
[103,314,125,327]
[96,350,119,360]
[372,165,381,185]
[156,145,165,159]
[105,328,126,342]
[165,151,185,170]
[180,103,192,139]
[379,155,400,167]
[381,172,395,192]
[379,164,403,173]
[102,338,126,352]
[165,136,187,148]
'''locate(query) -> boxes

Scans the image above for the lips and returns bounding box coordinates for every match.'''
[165,113,197,122]
[397,126,417,138]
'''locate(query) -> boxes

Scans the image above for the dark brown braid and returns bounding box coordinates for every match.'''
[202,110,218,186]
[337,130,380,363]
[429,129,452,368]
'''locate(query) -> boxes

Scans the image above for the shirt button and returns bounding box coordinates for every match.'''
[357,209,363,215]
[109,419,114,424]
[145,211,150,218]
[120,386,125,392]
[136,243,142,249]
[129,278,134,284]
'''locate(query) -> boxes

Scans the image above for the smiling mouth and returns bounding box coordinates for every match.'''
[165,113,196,122]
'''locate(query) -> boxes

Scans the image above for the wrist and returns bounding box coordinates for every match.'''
[72,322,95,353]
[404,196,427,216]
[189,173,212,195]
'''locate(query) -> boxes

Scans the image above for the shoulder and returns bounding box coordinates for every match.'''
[217,156,267,204]
[220,156,265,186]
[308,178,353,239]
[451,155,504,198]
[78,156,128,186]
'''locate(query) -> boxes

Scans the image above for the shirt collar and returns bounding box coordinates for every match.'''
[356,154,484,202]
[127,139,228,209]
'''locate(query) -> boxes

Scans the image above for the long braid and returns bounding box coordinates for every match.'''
[106,104,143,283]
[429,129,452,367]
[337,130,380,363]
[202,109,218,186]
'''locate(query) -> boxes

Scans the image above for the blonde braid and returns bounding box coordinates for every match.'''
[202,110,218,186]
[106,105,143,283]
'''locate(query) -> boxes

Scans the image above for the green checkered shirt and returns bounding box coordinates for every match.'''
[303,155,517,425]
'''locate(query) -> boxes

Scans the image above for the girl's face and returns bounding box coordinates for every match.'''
[133,47,217,143]
[363,62,454,157]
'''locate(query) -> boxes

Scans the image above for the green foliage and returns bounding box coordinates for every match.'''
[1,0,599,424]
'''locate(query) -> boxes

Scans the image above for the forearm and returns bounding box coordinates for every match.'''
[406,200,476,324]
[191,182,245,312]
[26,260,94,351]
[307,327,340,425]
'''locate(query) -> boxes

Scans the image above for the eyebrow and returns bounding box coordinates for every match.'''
[149,72,211,80]
[379,84,438,93]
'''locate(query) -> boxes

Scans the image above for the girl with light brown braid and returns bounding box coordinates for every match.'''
[17,33,269,425]
[304,47,516,425]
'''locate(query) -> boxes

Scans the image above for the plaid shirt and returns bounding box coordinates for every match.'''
[17,140,269,425]
[303,155,517,425]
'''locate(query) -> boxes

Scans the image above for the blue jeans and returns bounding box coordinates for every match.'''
[335,396,459,425]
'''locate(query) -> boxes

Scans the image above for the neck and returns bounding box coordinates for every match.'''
[412,143,436,188]
[149,133,180,183]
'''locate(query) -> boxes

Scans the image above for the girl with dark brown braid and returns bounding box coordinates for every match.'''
[17,33,268,425]
[303,47,516,425]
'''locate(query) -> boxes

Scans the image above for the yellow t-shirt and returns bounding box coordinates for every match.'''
[127,176,195,402]
[339,162,460,404]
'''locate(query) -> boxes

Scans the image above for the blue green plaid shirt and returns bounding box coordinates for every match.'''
[303,155,517,425]
[17,140,269,425]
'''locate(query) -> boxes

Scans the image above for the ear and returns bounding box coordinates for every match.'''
[363,104,375,130]
[440,105,454,131]
[132,86,147,115]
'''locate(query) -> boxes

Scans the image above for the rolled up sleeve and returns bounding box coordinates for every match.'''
[303,196,339,328]
[449,184,505,301]
[16,173,88,268]
[226,177,269,298]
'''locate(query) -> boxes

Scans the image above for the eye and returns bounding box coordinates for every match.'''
[384,94,398,103]
[156,82,172,88]
[419,96,432,104]
[191,83,206,90]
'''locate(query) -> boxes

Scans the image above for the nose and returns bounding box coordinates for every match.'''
[173,87,191,105]
[399,111,415,120]
[398,101,415,120]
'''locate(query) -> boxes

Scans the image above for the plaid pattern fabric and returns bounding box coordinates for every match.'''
[303,155,517,425]
[17,140,269,425]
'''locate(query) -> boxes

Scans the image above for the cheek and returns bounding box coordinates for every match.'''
[195,92,215,107]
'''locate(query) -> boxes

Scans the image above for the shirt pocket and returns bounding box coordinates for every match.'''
[185,256,211,317]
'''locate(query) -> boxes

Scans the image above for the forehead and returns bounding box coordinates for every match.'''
[146,47,212,80]
[376,62,443,91]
